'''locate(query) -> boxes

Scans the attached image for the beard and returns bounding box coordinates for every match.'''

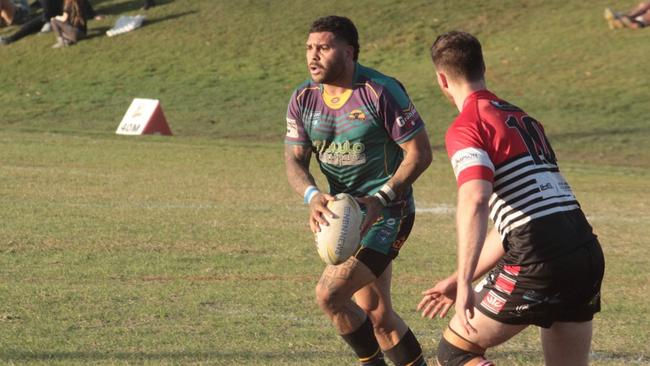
[310,53,347,84]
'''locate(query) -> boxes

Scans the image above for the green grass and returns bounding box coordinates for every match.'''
[1,0,649,365]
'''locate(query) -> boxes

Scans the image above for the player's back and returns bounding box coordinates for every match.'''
[452,91,597,264]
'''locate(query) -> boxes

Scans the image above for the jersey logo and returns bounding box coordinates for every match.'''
[313,140,366,167]
[481,290,507,314]
[347,109,366,121]
[286,118,299,138]
[490,100,523,112]
[494,273,516,295]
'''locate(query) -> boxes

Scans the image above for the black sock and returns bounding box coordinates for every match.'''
[384,328,427,366]
[341,317,387,366]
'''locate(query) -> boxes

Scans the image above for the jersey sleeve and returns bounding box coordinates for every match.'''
[378,80,424,144]
[284,90,311,146]
[445,119,495,187]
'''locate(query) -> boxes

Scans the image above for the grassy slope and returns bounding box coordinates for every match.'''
[1,0,649,365]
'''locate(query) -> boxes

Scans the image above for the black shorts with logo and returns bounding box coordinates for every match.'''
[474,237,604,328]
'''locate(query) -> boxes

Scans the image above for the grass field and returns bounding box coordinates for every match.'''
[1,0,649,365]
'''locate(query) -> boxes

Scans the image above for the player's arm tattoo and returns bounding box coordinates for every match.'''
[285,144,316,195]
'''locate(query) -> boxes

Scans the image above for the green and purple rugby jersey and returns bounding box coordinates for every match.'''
[285,63,425,208]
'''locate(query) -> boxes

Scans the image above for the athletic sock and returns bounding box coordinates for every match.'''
[340,317,387,366]
[384,328,427,366]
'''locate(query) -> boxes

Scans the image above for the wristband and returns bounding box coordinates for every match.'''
[303,185,320,205]
[374,184,396,207]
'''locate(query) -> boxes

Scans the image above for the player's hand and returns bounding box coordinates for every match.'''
[355,195,383,237]
[455,283,477,336]
[308,192,336,234]
[417,276,457,319]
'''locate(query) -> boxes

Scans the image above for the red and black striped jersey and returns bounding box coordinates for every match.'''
[446,90,595,263]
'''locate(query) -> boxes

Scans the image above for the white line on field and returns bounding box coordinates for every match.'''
[415,204,455,214]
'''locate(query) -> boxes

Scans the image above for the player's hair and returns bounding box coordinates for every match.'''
[309,15,360,61]
[430,31,485,82]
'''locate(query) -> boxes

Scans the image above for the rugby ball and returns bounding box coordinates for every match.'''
[316,193,363,265]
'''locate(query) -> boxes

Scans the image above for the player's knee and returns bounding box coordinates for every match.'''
[365,307,393,336]
[437,327,494,366]
[315,283,344,312]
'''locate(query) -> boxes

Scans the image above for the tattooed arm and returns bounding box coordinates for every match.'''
[285,144,335,233]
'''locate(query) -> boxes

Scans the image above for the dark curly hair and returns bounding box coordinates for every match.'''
[309,15,360,61]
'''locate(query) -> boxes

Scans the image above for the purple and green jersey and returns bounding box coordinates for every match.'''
[285,63,425,206]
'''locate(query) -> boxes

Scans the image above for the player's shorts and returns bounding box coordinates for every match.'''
[354,198,415,278]
[474,237,604,328]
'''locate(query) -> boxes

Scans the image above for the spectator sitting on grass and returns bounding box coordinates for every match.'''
[0,0,30,27]
[605,2,650,29]
[0,0,62,45]
[50,0,86,48]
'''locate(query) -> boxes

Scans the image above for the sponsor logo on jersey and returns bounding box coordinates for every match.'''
[481,290,507,314]
[450,147,494,178]
[494,273,516,295]
[348,109,366,121]
[286,118,299,138]
[313,140,366,167]
[515,304,530,313]
[394,104,420,128]
[489,100,523,112]
[305,111,321,126]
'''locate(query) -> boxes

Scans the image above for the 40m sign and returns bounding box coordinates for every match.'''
[116,98,173,136]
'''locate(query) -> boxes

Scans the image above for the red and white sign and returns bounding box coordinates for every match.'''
[116,98,172,136]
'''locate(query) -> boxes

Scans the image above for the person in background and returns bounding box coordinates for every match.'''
[143,0,155,10]
[0,0,61,45]
[605,2,650,29]
[0,0,30,27]
[50,0,86,47]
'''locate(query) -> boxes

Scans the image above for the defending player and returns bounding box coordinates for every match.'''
[417,31,604,366]
[284,16,432,366]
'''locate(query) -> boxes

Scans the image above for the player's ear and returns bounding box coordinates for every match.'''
[436,71,449,89]
[345,44,355,61]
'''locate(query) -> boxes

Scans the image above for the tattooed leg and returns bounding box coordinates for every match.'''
[315,256,377,334]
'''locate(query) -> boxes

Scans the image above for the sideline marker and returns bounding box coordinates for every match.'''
[116,98,172,136]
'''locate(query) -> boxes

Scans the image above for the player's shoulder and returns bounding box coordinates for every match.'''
[355,63,410,108]
[289,78,320,103]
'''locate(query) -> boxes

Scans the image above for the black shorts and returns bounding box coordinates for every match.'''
[475,238,604,328]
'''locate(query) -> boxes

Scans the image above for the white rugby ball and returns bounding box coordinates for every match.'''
[316,193,363,265]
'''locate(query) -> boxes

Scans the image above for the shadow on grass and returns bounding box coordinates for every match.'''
[84,10,196,40]
[85,26,110,40]
[1,349,647,363]
[94,0,175,16]
[0,350,338,362]
[145,10,198,27]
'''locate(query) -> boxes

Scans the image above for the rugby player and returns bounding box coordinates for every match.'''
[284,16,432,366]
[417,31,605,366]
